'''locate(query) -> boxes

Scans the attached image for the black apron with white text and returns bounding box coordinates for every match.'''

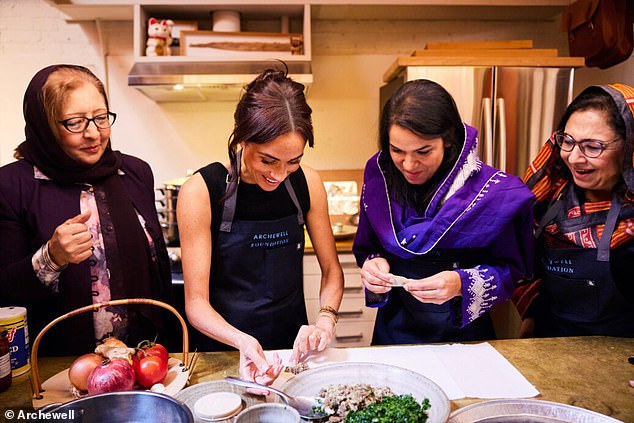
[200,160,308,351]
[535,195,634,337]
[372,249,495,345]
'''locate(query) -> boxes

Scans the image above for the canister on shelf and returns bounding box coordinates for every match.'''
[0,306,30,377]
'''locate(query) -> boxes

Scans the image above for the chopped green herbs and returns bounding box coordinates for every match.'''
[344,394,431,423]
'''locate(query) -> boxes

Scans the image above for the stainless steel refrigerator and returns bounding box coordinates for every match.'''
[380,65,575,177]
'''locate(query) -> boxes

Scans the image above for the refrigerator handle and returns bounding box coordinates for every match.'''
[496,97,507,172]
[480,97,493,166]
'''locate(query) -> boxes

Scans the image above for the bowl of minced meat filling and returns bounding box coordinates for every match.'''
[280,362,450,423]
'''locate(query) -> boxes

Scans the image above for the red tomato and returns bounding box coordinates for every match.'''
[133,341,169,388]
[133,354,168,388]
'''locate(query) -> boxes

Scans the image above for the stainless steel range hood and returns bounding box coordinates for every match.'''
[128,61,313,102]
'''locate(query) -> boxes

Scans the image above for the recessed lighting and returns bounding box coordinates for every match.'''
[173,84,185,91]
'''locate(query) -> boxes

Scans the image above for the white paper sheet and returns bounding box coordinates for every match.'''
[269,342,539,400]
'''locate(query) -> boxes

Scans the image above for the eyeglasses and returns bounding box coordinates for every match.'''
[58,112,117,133]
[553,131,621,158]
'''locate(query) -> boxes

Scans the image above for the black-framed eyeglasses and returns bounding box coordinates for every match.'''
[58,112,117,133]
[553,131,621,158]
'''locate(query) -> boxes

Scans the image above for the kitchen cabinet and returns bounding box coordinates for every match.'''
[127,2,312,101]
[132,3,311,61]
[303,253,376,347]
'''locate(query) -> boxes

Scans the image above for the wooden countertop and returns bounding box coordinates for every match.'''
[304,230,354,254]
[3,337,632,421]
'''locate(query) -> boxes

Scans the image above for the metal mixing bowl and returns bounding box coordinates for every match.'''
[35,390,193,423]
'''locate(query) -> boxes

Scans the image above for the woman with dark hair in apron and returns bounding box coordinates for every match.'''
[515,84,634,338]
[177,67,343,387]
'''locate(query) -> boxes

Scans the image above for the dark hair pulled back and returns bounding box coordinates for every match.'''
[225,65,313,196]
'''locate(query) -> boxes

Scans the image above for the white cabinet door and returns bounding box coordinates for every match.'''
[303,253,376,347]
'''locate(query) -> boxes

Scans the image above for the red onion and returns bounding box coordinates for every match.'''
[87,358,135,395]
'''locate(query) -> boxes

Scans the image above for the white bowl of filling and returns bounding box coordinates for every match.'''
[281,362,450,423]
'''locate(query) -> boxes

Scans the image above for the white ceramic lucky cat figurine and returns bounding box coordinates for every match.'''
[146,18,174,56]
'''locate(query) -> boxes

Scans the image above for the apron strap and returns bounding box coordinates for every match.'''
[596,195,622,262]
[284,178,305,226]
[220,150,241,233]
[220,149,306,231]
[535,198,564,239]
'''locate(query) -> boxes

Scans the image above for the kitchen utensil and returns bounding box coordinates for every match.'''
[281,362,450,423]
[157,183,181,246]
[186,348,199,384]
[448,399,623,422]
[224,376,326,420]
[34,391,193,423]
[234,403,301,423]
[31,298,191,409]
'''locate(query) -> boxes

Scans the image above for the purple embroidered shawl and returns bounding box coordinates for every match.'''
[355,124,535,261]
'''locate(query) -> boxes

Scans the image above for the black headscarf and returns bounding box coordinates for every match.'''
[18,64,162,338]
[18,64,122,183]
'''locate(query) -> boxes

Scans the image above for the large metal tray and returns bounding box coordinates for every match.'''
[449,399,623,423]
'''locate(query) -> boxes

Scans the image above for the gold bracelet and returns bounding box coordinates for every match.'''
[319,306,339,323]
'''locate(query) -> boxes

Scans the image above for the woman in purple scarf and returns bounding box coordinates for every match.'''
[353,79,535,344]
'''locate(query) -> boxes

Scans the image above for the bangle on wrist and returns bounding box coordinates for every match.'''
[43,242,65,272]
[318,306,339,323]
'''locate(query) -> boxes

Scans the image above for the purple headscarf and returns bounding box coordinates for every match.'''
[355,123,535,260]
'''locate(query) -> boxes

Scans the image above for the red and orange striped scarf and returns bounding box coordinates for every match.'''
[523,83,634,250]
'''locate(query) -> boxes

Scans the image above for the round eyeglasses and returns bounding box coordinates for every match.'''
[554,131,621,158]
[58,112,117,134]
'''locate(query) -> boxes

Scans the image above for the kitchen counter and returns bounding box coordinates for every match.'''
[304,231,354,253]
[2,336,632,421]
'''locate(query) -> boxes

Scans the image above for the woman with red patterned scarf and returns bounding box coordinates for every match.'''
[515,83,634,338]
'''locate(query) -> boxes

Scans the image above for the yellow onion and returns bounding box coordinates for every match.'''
[68,353,103,391]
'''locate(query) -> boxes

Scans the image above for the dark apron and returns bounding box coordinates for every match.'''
[536,196,634,337]
[372,249,495,345]
[201,154,308,351]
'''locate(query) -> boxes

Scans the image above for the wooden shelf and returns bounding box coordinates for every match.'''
[384,55,585,82]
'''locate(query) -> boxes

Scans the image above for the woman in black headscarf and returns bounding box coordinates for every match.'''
[0,64,173,355]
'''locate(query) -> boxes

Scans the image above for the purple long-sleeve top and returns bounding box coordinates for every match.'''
[353,124,535,326]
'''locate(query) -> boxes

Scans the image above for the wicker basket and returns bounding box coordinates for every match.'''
[30,298,190,406]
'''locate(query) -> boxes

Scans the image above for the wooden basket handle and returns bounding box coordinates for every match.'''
[30,298,189,399]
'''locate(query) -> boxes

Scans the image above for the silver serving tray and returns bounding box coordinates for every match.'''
[281,361,450,423]
[449,399,624,423]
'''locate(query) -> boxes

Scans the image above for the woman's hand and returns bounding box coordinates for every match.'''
[404,270,462,304]
[238,335,283,394]
[289,316,335,364]
[360,256,393,294]
[47,211,93,267]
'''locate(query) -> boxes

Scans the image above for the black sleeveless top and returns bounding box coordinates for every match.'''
[197,162,310,237]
